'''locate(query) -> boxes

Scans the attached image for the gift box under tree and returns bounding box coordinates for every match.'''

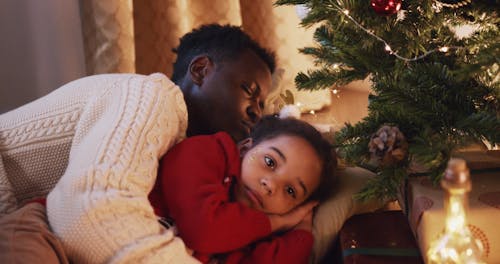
[398,150,500,263]
[338,210,424,264]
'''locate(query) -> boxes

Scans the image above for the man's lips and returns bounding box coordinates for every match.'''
[245,187,263,208]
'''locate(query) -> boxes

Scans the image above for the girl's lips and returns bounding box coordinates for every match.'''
[245,187,263,208]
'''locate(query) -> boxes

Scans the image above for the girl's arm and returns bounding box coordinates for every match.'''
[156,133,272,253]
[223,229,314,264]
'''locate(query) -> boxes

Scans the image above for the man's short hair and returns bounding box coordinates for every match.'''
[171,24,276,83]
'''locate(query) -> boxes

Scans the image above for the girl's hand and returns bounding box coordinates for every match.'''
[293,209,313,232]
[268,201,317,232]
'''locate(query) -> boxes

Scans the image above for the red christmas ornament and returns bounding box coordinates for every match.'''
[370,0,402,16]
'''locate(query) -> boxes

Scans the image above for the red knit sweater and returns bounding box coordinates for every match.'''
[149,132,313,263]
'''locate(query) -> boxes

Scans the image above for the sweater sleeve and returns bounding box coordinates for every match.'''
[156,133,272,254]
[224,229,314,264]
[47,73,199,264]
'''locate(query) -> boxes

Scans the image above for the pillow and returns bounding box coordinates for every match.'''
[311,166,387,263]
[0,203,68,264]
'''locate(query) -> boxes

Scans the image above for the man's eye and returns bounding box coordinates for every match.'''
[264,156,275,169]
[286,186,296,199]
[240,84,255,96]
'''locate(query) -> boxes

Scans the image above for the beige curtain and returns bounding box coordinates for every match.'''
[80,0,135,73]
[132,0,243,76]
[80,0,332,111]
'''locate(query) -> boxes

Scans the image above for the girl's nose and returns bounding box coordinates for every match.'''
[260,178,276,195]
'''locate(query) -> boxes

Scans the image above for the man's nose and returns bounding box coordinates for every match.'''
[246,101,263,123]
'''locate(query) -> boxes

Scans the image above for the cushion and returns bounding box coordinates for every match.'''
[311,166,387,263]
[0,203,69,264]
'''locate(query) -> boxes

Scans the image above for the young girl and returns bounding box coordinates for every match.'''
[148,116,336,263]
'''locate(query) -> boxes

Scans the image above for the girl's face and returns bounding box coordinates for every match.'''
[234,135,322,215]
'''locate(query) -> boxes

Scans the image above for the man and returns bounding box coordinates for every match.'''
[171,24,274,142]
[0,24,275,263]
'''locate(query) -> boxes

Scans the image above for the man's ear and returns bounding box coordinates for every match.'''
[237,138,253,157]
[188,55,212,86]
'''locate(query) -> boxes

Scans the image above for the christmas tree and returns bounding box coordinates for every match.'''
[276,0,500,201]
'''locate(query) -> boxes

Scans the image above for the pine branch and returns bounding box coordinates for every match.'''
[456,112,500,144]
[354,167,407,201]
[283,0,499,201]
[295,67,368,90]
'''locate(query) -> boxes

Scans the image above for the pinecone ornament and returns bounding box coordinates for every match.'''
[368,125,408,167]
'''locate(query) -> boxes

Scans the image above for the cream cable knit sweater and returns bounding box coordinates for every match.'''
[1,73,199,263]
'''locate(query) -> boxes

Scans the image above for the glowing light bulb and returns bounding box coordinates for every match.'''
[439,46,450,52]
[385,45,392,52]
[427,159,485,263]
[343,9,349,15]
[332,89,339,94]
[309,110,315,115]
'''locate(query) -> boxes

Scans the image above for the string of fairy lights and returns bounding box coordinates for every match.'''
[435,0,472,8]
[331,3,464,62]
[323,1,471,105]
[297,0,475,115]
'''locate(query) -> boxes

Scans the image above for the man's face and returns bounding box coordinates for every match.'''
[196,50,272,142]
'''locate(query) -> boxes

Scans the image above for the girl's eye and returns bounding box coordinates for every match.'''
[286,186,296,199]
[264,156,275,169]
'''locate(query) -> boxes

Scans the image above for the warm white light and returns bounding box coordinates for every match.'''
[446,202,465,232]
[451,201,459,213]
[295,4,310,20]
[449,248,459,261]
[385,45,392,52]
[343,9,349,15]
[309,110,315,115]
[427,159,485,263]
[332,89,339,94]
[296,102,302,107]
[442,248,449,259]
[333,63,340,69]
[439,46,450,52]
